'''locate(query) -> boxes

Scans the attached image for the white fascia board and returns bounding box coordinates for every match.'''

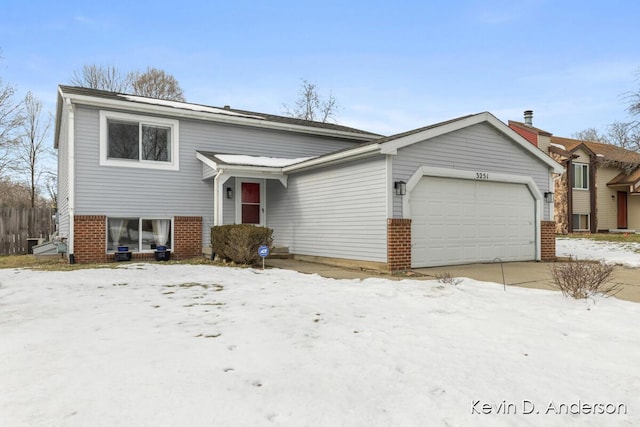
[61,92,378,141]
[379,112,564,174]
[196,152,287,186]
[283,143,381,173]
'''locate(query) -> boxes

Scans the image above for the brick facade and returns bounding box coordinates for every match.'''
[387,218,412,271]
[72,215,202,264]
[73,215,108,264]
[173,216,202,259]
[541,220,556,261]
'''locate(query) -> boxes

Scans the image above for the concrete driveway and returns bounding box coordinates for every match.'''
[267,259,640,303]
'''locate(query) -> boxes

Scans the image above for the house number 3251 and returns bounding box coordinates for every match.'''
[476,172,489,180]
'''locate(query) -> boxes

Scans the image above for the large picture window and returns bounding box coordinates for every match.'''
[573,163,588,189]
[107,217,173,252]
[100,111,179,170]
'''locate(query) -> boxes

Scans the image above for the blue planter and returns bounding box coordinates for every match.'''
[154,250,171,261]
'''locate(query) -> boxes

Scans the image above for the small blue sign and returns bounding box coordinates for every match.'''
[258,245,270,258]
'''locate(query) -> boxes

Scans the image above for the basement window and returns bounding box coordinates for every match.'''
[572,214,590,231]
[107,217,173,253]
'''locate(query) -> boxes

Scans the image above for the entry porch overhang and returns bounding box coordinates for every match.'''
[196,151,315,225]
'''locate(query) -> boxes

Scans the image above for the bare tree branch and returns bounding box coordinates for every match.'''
[283,79,340,123]
[131,67,185,101]
[70,64,134,93]
[0,76,24,175]
[13,91,53,207]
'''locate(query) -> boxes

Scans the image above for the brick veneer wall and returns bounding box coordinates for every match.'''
[541,221,556,261]
[72,215,202,264]
[387,218,412,271]
[173,216,202,259]
[74,215,108,264]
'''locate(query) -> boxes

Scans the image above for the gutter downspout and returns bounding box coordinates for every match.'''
[213,170,229,226]
[66,98,76,263]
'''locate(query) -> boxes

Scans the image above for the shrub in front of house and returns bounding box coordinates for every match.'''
[211,225,273,265]
[549,257,618,299]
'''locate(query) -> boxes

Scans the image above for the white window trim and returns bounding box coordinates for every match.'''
[572,163,589,190]
[99,110,180,171]
[106,216,175,253]
[235,178,266,226]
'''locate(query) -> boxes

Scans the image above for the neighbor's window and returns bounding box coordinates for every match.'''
[573,163,588,189]
[572,214,589,231]
[100,111,179,170]
[107,217,173,252]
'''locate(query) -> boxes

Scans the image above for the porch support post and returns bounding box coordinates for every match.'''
[213,171,231,226]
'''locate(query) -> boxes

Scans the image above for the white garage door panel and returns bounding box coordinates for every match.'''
[411,177,535,267]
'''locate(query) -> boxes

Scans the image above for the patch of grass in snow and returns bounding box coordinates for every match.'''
[563,232,640,243]
[0,254,241,271]
[434,271,462,286]
[0,255,118,271]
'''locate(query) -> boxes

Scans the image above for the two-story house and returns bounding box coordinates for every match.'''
[509,111,640,233]
[54,86,561,269]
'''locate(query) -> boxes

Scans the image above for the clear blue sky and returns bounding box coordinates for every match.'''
[2,0,640,139]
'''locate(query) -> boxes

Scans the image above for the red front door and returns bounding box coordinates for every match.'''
[241,182,261,224]
[617,191,628,229]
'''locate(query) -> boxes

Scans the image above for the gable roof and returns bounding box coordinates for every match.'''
[551,136,640,165]
[285,112,563,173]
[55,85,381,148]
[607,167,640,188]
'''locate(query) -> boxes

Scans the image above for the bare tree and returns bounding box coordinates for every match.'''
[131,67,185,101]
[0,176,47,207]
[607,121,640,151]
[70,64,134,93]
[13,91,53,207]
[0,75,23,176]
[571,127,609,143]
[283,79,339,122]
[44,172,57,208]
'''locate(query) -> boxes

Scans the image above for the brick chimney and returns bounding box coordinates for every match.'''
[524,110,533,127]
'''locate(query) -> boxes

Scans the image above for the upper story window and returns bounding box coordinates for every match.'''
[572,163,588,190]
[100,111,179,170]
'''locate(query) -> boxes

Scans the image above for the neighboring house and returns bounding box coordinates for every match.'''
[54,86,562,270]
[509,111,640,233]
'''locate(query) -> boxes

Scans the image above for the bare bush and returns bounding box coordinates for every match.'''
[434,272,462,286]
[549,258,619,299]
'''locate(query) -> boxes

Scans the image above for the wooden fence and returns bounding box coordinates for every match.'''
[0,207,56,255]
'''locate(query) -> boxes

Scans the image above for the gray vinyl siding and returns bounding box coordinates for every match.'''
[267,156,388,263]
[392,123,553,220]
[56,106,70,239]
[72,106,359,248]
[222,177,236,224]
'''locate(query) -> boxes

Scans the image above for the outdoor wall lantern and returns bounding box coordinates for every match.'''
[394,180,407,196]
[544,191,554,204]
[226,187,233,199]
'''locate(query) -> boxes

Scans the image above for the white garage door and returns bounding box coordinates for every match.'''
[410,176,536,268]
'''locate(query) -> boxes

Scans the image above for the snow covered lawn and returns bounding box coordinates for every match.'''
[1,263,639,426]
[557,237,640,268]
